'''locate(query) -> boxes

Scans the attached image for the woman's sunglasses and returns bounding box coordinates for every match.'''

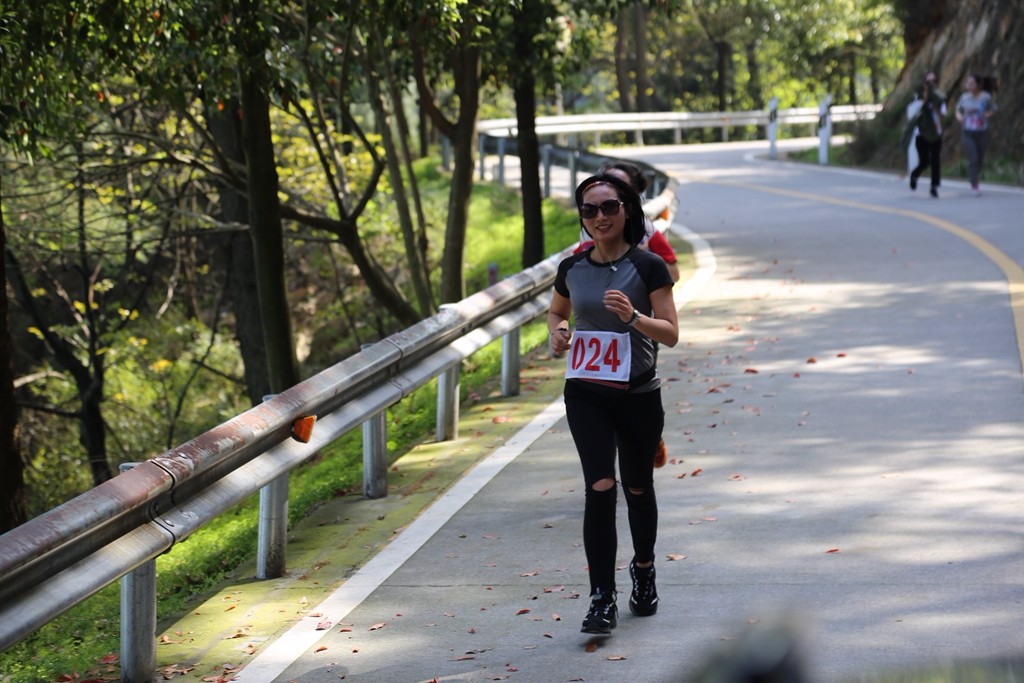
[579,199,623,219]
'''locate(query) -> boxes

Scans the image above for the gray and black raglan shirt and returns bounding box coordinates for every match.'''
[554,246,674,393]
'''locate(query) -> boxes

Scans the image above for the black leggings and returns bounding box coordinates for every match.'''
[564,380,664,595]
[912,136,942,190]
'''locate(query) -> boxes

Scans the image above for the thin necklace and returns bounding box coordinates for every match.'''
[595,243,630,271]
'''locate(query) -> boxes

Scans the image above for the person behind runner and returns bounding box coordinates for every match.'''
[575,161,681,283]
[956,73,997,197]
[548,173,679,635]
[907,74,948,198]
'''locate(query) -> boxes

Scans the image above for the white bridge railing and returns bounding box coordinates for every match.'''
[476,97,880,170]
[477,101,882,145]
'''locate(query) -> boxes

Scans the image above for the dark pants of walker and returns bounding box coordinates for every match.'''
[912,136,942,190]
[564,380,663,596]
[962,129,989,187]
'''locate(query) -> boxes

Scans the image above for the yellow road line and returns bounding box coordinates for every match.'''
[679,176,1024,372]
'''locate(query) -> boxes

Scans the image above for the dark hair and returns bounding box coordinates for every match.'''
[598,160,648,195]
[574,173,647,245]
[966,73,997,93]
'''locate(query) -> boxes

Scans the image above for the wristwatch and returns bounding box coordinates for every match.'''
[626,309,641,327]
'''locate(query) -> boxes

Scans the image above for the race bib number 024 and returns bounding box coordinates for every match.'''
[565,330,632,382]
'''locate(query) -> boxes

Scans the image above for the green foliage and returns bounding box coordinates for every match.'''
[0,161,580,683]
[463,182,579,293]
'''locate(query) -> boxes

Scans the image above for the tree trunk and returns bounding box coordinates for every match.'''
[72,148,111,486]
[439,42,482,304]
[745,41,764,110]
[384,60,432,298]
[514,0,545,268]
[901,0,951,64]
[745,40,765,138]
[239,2,299,394]
[77,365,109,485]
[207,101,271,406]
[848,49,858,104]
[0,198,28,532]
[632,3,651,113]
[614,12,634,115]
[367,34,434,316]
[441,101,478,303]
[715,40,731,113]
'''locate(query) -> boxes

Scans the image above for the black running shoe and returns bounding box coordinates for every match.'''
[581,590,618,634]
[629,560,659,616]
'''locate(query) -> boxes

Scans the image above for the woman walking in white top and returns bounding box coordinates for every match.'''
[956,74,997,196]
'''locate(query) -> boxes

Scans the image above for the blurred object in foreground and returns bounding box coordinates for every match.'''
[689,617,806,683]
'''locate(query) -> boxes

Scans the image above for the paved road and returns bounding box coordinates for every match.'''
[175,141,1024,682]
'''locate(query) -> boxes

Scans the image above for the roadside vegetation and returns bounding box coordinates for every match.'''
[0,164,585,682]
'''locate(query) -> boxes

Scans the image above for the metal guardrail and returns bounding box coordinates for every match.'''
[0,148,679,672]
[0,256,561,650]
[477,104,882,140]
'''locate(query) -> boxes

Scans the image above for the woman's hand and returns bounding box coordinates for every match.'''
[604,289,635,323]
[548,293,573,357]
[550,326,571,355]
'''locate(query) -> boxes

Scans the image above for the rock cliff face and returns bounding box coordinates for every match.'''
[878,0,1022,177]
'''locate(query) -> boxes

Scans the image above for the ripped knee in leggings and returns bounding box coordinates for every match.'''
[591,477,616,493]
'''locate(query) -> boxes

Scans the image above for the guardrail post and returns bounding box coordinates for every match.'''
[441,136,451,171]
[569,150,579,193]
[360,344,388,498]
[257,394,288,579]
[437,364,460,441]
[818,94,833,165]
[496,136,506,186]
[118,463,156,683]
[362,418,388,499]
[541,144,552,198]
[478,134,487,180]
[436,305,460,441]
[501,326,521,397]
[768,97,779,160]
